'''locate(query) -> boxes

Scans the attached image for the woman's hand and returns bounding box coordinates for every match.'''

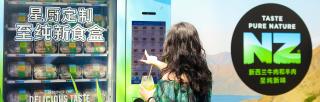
[140,50,158,65]
[140,85,156,101]
[140,50,167,70]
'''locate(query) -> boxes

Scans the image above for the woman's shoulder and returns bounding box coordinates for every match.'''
[157,73,192,91]
[161,73,189,83]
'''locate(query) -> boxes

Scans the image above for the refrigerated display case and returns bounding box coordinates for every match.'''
[1,0,116,101]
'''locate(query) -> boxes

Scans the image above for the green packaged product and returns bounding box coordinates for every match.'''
[34,64,57,79]
[7,41,33,54]
[84,42,106,54]
[34,40,58,54]
[7,89,31,102]
[8,61,32,78]
[83,64,106,79]
[60,42,82,54]
[59,64,83,79]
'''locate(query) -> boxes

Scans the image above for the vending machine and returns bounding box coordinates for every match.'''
[0,0,116,101]
[115,0,171,101]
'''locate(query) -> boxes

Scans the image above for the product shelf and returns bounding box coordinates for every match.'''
[6,52,108,57]
[6,79,107,84]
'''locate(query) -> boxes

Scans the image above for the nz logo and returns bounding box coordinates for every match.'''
[243,32,301,65]
[231,3,312,95]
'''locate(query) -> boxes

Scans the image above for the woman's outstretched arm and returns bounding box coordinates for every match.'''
[140,50,167,70]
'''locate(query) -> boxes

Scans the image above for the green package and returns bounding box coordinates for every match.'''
[69,64,77,78]
[19,42,28,54]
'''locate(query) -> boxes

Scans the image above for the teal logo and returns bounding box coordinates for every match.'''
[244,32,301,64]
[231,4,312,95]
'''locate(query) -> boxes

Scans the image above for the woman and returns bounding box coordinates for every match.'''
[140,22,212,102]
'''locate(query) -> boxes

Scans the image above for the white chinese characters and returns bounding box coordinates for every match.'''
[87,24,105,42]
[28,6,44,22]
[15,23,33,41]
[71,24,86,42]
[15,6,106,42]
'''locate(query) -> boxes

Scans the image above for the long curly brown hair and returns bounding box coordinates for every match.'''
[161,22,212,101]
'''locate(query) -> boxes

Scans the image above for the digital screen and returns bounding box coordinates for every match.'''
[131,21,166,84]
